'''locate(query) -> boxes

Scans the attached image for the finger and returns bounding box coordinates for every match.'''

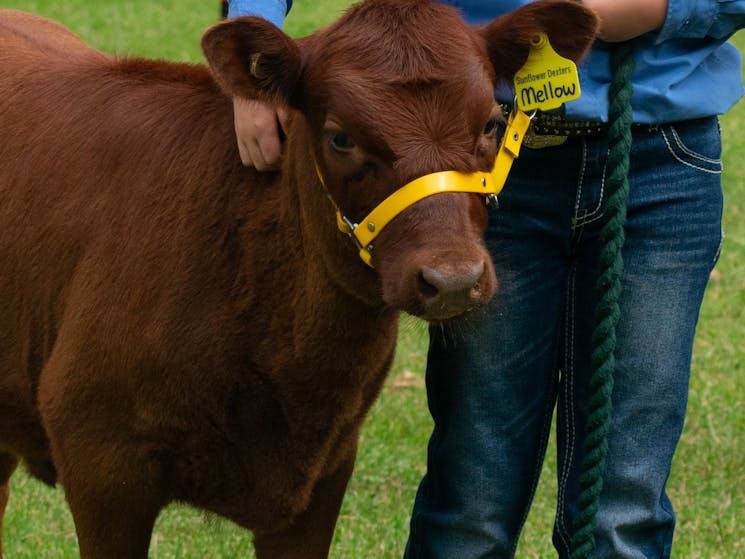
[245,139,269,170]
[233,98,283,170]
[237,138,252,167]
[255,122,282,170]
[277,106,290,139]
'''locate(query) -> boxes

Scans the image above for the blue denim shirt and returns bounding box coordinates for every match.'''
[228,0,745,124]
[227,0,292,29]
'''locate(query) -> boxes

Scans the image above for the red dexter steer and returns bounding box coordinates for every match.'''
[0,1,597,557]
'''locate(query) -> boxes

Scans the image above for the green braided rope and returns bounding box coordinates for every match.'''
[568,42,635,558]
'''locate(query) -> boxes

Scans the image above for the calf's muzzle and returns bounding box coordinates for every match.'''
[417,259,490,321]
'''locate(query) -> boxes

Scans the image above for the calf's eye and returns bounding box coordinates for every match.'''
[483,117,501,137]
[329,131,356,153]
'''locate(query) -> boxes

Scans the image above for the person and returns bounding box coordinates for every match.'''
[224,0,292,170]
[224,0,745,557]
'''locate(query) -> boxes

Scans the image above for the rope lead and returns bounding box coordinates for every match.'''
[569,41,635,559]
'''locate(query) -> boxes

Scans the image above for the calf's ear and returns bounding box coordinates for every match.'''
[480,0,599,84]
[201,17,302,105]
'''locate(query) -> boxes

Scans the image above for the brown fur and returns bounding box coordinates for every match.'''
[0,2,597,557]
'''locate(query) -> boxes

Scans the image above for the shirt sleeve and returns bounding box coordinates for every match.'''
[227,0,293,28]
[656,0,745,41]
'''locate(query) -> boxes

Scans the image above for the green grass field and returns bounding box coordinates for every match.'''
[1,1,744,557]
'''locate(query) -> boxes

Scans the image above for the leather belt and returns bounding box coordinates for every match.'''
[499,103,659,149]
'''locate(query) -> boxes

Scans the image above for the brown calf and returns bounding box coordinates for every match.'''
[0,1,597,557]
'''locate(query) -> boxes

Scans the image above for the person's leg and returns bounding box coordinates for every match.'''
[553,117,724,558]
[405,139,588,558]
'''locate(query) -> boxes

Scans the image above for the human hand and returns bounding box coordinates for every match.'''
[232,97,289,170]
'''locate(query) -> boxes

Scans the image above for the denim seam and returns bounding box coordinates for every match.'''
[572,142,607,229]
[713,228,725,266]
[555,266,577,554]
[572,140,588,221]
[407,493,422,558]
[659,487,676,559]
[660,126,722,174]
[510,367,562,558]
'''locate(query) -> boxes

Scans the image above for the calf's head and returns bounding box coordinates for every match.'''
[202,0,597,321]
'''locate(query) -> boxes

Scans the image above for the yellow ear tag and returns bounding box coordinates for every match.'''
[514,34,581,112]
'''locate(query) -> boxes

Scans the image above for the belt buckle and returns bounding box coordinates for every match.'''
[522,123,568,149]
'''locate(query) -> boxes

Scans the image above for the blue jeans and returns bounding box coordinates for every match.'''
[405,117,723,559]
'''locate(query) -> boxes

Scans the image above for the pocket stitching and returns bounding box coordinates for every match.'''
[660,126,722,175]
[669,124,721,164]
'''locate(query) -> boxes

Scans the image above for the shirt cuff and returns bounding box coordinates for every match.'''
[656,0,718,42]
[227,0,292,29]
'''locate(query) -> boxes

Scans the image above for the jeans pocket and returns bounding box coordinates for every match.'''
[660,117,722,174]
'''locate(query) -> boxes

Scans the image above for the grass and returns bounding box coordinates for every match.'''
[2,1,744,557]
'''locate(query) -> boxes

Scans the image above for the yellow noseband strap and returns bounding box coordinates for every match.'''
[329,109,532,267]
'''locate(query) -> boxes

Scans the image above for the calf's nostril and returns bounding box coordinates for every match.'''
[413,260,492,320]
[418,269,440,299]
[420,267,445,295]
[419,261,485,299]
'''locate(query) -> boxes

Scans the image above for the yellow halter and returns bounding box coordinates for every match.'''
[320,108,532,267]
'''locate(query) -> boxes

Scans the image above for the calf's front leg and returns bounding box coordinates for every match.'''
[253,456,356,559]
[0,453,18,559]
